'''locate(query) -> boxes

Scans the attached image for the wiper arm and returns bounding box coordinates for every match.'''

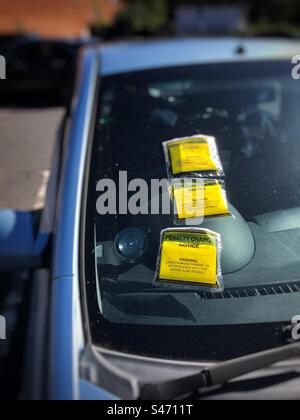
[140,343,300,400]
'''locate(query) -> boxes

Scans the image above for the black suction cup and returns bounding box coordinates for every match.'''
[115,228,148,262]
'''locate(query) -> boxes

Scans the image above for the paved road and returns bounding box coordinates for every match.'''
[0,107,64,210]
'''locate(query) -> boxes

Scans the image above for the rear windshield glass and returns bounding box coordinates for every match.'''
[84,61,300,361]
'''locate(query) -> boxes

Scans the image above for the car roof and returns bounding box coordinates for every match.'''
[99,37,300,76]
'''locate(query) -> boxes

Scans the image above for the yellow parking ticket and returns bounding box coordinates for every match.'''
[155,229,223,290]
[172,179,230,221]
[164,136,224,177]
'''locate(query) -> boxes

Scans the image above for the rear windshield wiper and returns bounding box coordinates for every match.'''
[140,343,300,400]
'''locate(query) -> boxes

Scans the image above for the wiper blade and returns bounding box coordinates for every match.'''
[140,343,300,400]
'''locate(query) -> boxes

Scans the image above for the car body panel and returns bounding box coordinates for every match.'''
[100,38,300,76]
[49,48,98,400]
[79,379,119,401]
[50,275,84,400]
[52,48,98,279]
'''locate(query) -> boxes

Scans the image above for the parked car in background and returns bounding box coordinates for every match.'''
[1,38,300,400]
[0,33,37,50]
[0,38,97,103]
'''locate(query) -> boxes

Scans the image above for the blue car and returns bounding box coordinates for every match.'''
[2,38,300,400]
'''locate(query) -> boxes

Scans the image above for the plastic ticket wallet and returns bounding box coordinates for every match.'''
[163,135,224,179]
[154,228,224,292]
[171,179,231,223]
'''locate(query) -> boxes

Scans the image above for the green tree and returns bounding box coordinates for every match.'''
[119,0,170,34]
[90,0,170,37]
